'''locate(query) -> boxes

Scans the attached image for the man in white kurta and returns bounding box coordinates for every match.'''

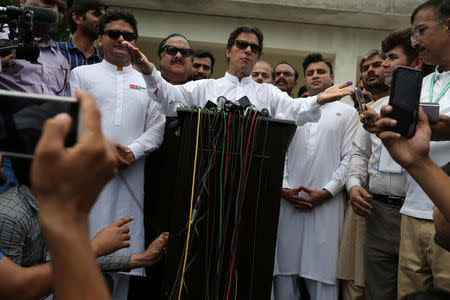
[273,54,358,300]
[123,26,356,127]
[69,11,164,299]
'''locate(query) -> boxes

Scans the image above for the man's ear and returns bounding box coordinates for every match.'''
[97,35,103,47]
[331,74,335,82]
[225,49,230,59]
[72,13,83,25]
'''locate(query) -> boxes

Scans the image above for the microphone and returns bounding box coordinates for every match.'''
[0,6,59,24]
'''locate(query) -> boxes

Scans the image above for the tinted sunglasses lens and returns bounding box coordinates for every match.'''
[235,40,249,50]
[179,49,192,58]
[165,46,192,58]
[235,40,261,54]
[106,30,120,40]
[122,32,136,42]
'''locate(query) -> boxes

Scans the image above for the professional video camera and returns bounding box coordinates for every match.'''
[0,6,58,63]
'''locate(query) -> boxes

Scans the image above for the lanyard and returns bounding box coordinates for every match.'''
[429,74,450,103]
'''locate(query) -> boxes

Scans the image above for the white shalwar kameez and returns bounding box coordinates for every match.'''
[143,69,322,125]
[70,60,164,298]
[273,101,358,300]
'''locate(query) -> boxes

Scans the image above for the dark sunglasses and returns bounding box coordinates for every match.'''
[104,29,137,42]
[234,40,262,54]
[163,45,193,58]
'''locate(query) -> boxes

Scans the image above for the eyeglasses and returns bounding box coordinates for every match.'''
[410,22,442,42]
[234,40,262,55]
[104,29,137,42]
[193,63,211,71]
[163,45,193,58]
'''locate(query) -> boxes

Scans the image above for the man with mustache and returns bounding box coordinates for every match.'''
[191,49,215,80]
[274,62,298,97]
[272,53,359,300]
[57,0,107,70]
[360,50,390,101]
[158,33,193,85]
[252,60,274,83]
[346,31,424,299]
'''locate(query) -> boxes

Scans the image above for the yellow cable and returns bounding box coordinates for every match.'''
[177,108,201,300]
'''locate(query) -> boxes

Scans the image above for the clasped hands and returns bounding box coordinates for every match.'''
[281,186,332,209]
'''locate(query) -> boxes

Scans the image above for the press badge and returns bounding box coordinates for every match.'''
[377,144,403,173]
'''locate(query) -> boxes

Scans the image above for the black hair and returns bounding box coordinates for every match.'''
[98,9,138,39]
[359,49,386,72]
[297,85,308,98]
[157,33,193,59]
[66,0,107,34]
[302,53,334,75]
[381,28,419,64]
[275,61,299,81]
[411,0,450,24]
[194,49,215,73]
[226,25,263,56]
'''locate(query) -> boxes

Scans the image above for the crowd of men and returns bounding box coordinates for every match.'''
[0,0,449,299]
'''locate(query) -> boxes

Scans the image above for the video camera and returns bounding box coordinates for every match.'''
[0,6,58,63]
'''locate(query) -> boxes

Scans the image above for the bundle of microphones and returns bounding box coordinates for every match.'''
[202,96,270,117]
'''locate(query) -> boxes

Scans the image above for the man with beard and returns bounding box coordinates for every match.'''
[272,53,359,300]
[191,49,215,80]
[274,62,298,97]
[57,0,107,69]
[157,33,193,85]
[252,60,274,83]
[359,50,390,101]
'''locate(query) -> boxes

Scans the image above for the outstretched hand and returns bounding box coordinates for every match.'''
[317,81,355,105]
[121,41,153,75]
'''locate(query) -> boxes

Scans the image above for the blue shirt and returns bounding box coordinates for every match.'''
[57,38,102,70]
[0,252,3,259]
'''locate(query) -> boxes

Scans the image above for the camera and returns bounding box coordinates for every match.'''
[0,6,58,63]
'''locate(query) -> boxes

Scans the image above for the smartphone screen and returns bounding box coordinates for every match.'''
[388,66,423,138]
[0,90,80,158]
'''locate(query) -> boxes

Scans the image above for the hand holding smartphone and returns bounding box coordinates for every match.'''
[0,90,81,158]
[387,66,423,138]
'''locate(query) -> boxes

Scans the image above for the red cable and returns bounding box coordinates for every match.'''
[226,111,258,300]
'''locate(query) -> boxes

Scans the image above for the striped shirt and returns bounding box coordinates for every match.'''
[57,38,102,70]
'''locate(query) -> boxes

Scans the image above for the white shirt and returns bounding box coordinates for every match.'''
[401,67,450,220]
[70,60,165,276]
[143,69,322,126]
[346,96,406,196]
[273,101,359,284]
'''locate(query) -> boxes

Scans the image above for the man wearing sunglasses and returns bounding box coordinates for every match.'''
[157,33,194,85]
[126,25,355,126]
[191,49,215,80]
[70,10,165,299]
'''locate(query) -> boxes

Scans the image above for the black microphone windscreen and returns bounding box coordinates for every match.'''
[23,6,58,24]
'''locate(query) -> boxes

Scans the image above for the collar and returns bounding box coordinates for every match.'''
[101,58,133,73]
[224,72,253,85]
[17,184,38,212]
[37,35,55,49]
[433,65,450,82]
[67,38,101,58]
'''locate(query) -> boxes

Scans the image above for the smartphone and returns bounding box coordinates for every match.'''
[351,87,366,113]
[420,102,439,123]
[0,90,81,158]
[388,66,423,138]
